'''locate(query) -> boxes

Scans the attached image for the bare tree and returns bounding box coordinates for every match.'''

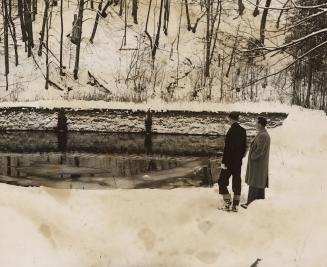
[8,0,19,66]
[45,3,50,89]
[152,0,164,60]
[38,0,50,56]
[17,0,27,42]
[73,0,85,79]
[24,0,34,57]
[144,0,153,48]
[2,0,10,90]
[60,0,64,75]
[259,0,272,44]
[163,0,170,35]
[132,0,138,24]
[204,0,222,81]
[90,0,103,43]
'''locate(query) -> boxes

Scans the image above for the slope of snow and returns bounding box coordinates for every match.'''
[0,0,289,103]
[0,106,326,266]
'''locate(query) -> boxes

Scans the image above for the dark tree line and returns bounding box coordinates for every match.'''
[286,0,327,111]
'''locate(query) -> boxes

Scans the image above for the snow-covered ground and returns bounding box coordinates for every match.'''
[0,106,326,267]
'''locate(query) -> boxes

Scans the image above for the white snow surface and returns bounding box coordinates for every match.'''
[0,106,327,267]
[0,99,292,113]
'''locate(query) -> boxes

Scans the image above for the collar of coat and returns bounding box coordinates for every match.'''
[258,128,267,133]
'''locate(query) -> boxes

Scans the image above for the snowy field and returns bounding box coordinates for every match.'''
[0,106,326,267]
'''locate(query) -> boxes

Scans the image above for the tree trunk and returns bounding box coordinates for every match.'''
[152,0,164,60]
[163,0,170,35]
[32,0,37,21]
[121,0,127,46]
[204,0,212,78]
[60,0,64,75]
[184,0,192,31]
[305,62,313,108]
[119,0,123,16]
[3,0,10,90]
[176,0,183,86]
[132,0,138,24]
[253,0,260,16]
[101,0,112,17]
[220,53,224,101]
[238,0,245,15]
[74,0,85,80]
[8,0,19,66]
[24,0,34,57]
[144,0,153,48]
[90,0,103,43]
[17,0,27,42]
[38,0,49,56]
[259,0,271,45]
[45,6,49,89]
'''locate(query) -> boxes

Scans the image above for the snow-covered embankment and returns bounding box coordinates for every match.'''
[0,106,326,267]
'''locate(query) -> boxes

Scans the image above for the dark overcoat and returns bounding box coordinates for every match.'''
[222,122,247,170]
[245,129,271,188]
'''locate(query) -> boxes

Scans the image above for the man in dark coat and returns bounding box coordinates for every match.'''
[218,111,247,212]
[242,116,270,208]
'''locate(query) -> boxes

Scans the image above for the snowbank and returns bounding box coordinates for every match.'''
[0,106,326,267]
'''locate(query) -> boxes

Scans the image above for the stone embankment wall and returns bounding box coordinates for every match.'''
[0,107,288,136]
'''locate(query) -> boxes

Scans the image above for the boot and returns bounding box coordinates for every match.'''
[231,205,238,212]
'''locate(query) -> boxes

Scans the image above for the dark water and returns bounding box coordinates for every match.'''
[0,132,220,189]
[0,131,224,156]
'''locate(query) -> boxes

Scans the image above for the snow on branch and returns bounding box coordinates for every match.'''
[239,39,327,89]
[243,28,327,53]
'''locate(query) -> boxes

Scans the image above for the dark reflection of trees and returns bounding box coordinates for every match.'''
[144,109,152,134]
[7,156,11,176]
[144,134,153,155]
[57,131,68,152]
[147,159,157,171]
[74,156,80,167]
[57,108,68,132]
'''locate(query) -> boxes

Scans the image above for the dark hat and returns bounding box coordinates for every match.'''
[257,116,268,127]
[228,111,240,121]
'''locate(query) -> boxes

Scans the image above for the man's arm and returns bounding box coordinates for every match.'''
[222,130,232,167]
[242,129,247,158]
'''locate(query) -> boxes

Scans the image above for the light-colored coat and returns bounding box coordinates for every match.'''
[245,129,270,188]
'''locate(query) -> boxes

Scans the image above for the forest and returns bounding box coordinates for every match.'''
[0,0,326,112]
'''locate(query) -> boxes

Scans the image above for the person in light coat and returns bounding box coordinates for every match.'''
[242,116,270,208]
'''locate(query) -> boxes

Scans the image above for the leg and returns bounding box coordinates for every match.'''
[231,165,242,206]
[218,168,232,203]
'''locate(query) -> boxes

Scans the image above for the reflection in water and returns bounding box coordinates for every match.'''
[7,156,11,176]
[144,109,152,134]
[58,131,68,152]
[0,153,211,189]
[144,134,153,155]
[57,108,68,133]
[0,131,224,156]
[0,131,223,189]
